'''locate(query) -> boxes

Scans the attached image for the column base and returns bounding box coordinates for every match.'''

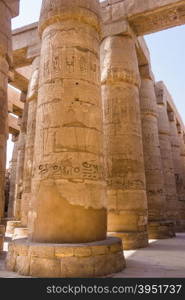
[0,225,5,251]
[6,237,126,277]
[175,220,185,232]
[6,221,21,235]
[148,221,176,239]
[12,227,28,240]
[108,231,148,250]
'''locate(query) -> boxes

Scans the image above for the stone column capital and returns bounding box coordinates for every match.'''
[38,0,101,37]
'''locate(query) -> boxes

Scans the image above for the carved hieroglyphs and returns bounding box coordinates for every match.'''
[7,0,125,277]
[3,0,185,278]
[140,66,174,239]
[101,34,148,250]
[155,82,179,226]
[21,56,40,228]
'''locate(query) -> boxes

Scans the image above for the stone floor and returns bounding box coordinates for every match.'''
[0,233,185,278]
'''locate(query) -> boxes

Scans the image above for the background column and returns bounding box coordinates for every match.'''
[168,111,185,231]
[0,0,19,250]
[155,82,177,232]
[101,34,148,250]
[7,134,19,218]
[13,101,28,222]
[139,66,173,238]
[20,56,40,229]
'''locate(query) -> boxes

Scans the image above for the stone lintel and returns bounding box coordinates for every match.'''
[12,23,40,68]
[8,85,23,116]
[10,70,29,93]
[102,19,135,39]
[8,114,20,135]
[128,0,185,36]
[101,0,185,36]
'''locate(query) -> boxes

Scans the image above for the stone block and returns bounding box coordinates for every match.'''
[74,247,92,257]
[30,257,61,278]
[29,244,55,259]
[60,256,94,278]
[15,255,30,275]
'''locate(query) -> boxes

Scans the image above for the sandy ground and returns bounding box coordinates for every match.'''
[0,233,185,278]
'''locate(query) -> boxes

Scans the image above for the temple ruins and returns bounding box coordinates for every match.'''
[0,0,185,277]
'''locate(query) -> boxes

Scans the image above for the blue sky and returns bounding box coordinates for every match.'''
[8,0,185,165]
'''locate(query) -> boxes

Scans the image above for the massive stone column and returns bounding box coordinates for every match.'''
[7,0,125,277]
[13,57,40,241]
[0,4,9,245]
[101,34,148,250]
[13,102,28,220]
[20,56,40,229]
[7,134,19,219]
[6,100,28,236]
[155,83,177,229]
[0,0,20,250]
[168,111,185,231]
[139,66,174,238]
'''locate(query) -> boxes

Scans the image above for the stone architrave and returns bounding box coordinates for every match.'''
[101,34,148,250]
[7,0,125,277]
[7,134,19,218]
[156,83,178,229]
[168,111,185,230]
[20,56,40,229]
[139,66,174,238]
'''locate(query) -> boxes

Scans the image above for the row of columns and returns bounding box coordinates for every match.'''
[6,0,125,278]
[3,0,185,277]
[0,0,15,250]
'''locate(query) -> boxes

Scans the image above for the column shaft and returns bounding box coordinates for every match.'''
[21,57,40,227]
[139,68,174,238]
[7,134,19,218]
[156,83,177,227]
[101,35,148,250]
[14,102,28,220]
[29,0,105,244]
[168,112,185,230]
[0,0,13,250]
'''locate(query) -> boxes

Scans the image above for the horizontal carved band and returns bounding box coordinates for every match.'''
[101,68,140,87]
[39,8,101,36]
